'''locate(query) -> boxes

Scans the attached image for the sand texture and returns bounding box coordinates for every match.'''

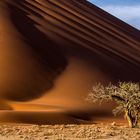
[0,123,140,140]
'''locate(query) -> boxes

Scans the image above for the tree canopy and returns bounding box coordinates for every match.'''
[87,82,140,128]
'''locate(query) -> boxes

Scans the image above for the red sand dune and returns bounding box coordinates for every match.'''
[0,0,140,124]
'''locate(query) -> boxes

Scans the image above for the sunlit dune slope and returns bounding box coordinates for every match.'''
[0,0,140,123]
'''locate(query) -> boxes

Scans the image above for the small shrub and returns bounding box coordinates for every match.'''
[86,82,140,128]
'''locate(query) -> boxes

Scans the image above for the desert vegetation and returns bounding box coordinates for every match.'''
[87,82,140,128]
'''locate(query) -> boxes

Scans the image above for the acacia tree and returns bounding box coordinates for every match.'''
[86,82,140,128]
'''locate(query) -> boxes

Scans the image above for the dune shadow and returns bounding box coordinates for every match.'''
[0,110,115,125]
[5,1,68,101]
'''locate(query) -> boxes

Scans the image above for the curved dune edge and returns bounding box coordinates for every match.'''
[0,0,140,123]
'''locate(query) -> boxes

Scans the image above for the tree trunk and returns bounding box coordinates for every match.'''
[125,110,138,128]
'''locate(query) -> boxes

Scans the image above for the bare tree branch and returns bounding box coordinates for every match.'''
[86,82,140,128]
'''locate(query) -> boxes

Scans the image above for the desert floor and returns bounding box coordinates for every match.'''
[0,122,140,140]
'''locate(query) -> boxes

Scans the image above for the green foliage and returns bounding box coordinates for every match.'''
[86,82,140,128]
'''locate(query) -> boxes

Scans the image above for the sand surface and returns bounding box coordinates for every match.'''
[0,123,140,140]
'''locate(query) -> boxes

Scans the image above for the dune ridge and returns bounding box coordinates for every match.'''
[0,0,140,123]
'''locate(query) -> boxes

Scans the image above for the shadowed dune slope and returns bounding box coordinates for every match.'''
[0,0,140,123]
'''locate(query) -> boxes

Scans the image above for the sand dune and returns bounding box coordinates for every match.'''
[0,0,140,123]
